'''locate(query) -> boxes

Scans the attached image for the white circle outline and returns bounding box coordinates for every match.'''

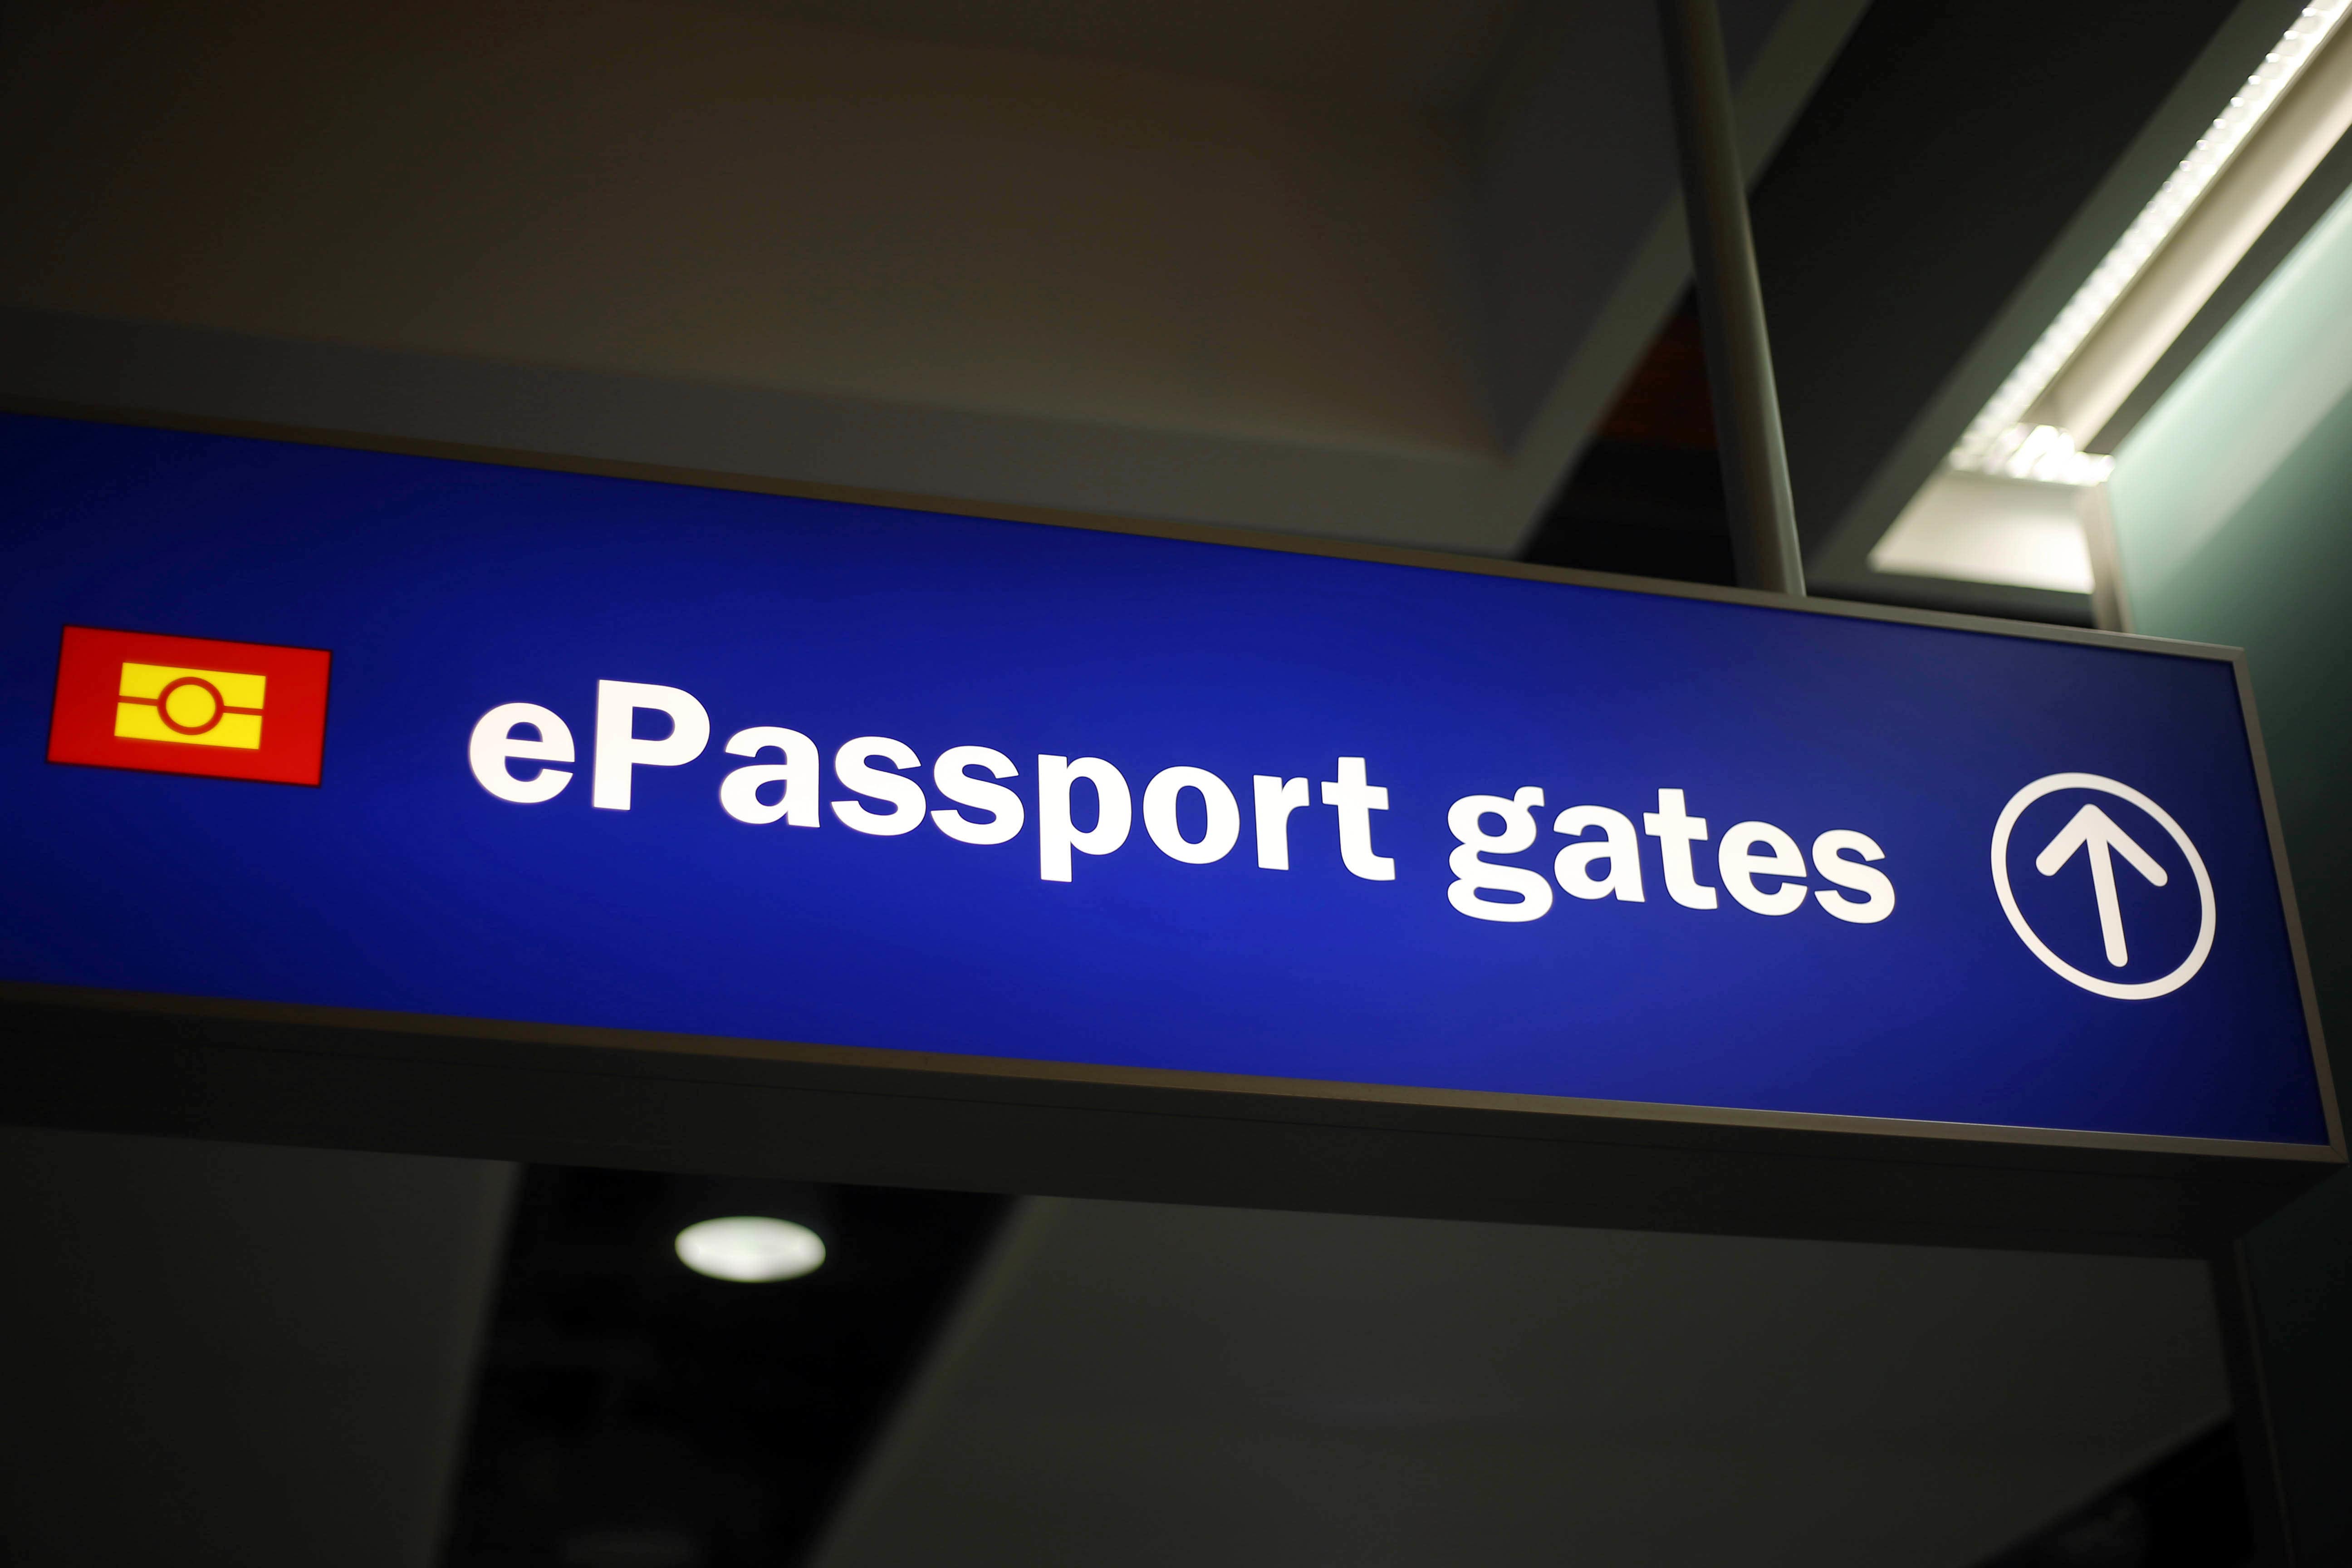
[1990,772,2215,1000]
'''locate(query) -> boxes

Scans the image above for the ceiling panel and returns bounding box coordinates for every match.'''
[815,1200,2230,1568]
[710,0,1534,110]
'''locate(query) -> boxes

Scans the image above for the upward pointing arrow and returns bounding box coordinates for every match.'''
[2035,803,2168,967]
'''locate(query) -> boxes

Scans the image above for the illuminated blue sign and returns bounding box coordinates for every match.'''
[0,413,2332,1148]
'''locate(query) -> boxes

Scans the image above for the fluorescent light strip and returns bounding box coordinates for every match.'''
[1949,0,2352,483]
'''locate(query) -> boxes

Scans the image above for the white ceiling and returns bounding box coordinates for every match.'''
[815,1200,2229,1568]
[0,1127,514,1568]
[0,0,1858,555]
[715,0,1535,110]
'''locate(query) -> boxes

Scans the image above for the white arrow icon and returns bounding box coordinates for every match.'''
[2034,803,2169,967]
[1994,774,2215,1000]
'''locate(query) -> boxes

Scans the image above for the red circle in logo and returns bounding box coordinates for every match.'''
[155,676,228,735]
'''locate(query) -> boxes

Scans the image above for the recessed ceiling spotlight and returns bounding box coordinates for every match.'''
[674,1216,826,1283]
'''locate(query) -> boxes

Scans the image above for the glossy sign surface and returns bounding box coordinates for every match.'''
[0,414,2328,1146]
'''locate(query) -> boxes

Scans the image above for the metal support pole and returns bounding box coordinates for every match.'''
[1654,0,1806,597]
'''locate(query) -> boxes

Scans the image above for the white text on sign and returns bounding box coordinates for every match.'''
[468,681,1895,926]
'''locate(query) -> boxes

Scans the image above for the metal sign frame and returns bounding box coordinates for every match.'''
[1,397,2340,1256]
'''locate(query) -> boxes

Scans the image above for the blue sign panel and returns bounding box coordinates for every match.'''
[0,413,2332,1148]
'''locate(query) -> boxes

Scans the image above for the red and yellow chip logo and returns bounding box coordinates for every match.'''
[48,627,331,785]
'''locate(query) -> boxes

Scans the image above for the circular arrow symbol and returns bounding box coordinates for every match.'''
[1991,773,2215,1000]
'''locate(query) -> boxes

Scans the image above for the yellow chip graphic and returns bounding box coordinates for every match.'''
[114,662,267,750]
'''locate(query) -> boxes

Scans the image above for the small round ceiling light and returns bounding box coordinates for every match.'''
[674,1216,826,1283]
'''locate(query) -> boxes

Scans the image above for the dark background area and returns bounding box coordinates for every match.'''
[442,1170,1009,1568]
[1524,295,1736,584]
[1525,0,2250,622]
[1751,0,2253,557]
[1975,1424,2250,1568]
[439,1164,2258,1568]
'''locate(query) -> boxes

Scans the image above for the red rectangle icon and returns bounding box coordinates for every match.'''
[48,626,332,785]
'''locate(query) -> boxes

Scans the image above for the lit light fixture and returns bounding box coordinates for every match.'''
[674,1215,826,1282]
[1948,0,2352,483]
[1977,423,2114,487]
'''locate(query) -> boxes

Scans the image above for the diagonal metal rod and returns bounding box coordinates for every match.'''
[1655,0,1805,596]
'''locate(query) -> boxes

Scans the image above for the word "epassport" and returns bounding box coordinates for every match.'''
[470,681,1894,926]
